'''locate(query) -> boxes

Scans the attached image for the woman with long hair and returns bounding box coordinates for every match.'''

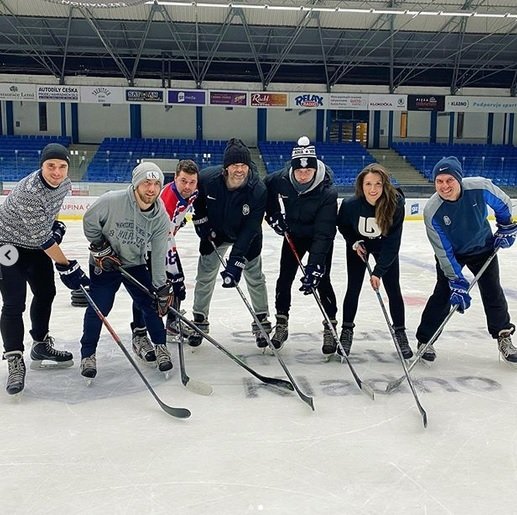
[337,163,412,358]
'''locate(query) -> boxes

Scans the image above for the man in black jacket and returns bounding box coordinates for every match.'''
[264,136,338,355]
[190,138,271,348]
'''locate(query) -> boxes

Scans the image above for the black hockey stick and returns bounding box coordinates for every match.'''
[210,241,314,410]
[363,257,427,427]
[117,267,294,393]
[386,248,499,393]
[283,231,375,400]
[174,300,214,396]
[79,285,191,419]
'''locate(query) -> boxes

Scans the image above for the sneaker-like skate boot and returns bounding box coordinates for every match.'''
[271,315,288,351]
[188,314,209,347]
[394,327,413,359]
[30,334,73,370]
[166,315,192,343]
[155,344,173,372]
[252,313,272,349]
[4,351,26,395]
[132,327,156,364]
[417,342,436,362]
[497,329,517,364]
[322,319,338,356]
[80,354,97,380]
[337,326,354,356]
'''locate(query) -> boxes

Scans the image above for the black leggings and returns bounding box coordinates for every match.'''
[0,247,56,352]
[342,244,405,329]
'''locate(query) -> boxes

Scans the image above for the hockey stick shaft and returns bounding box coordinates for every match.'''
[117,267,294,392]
[79,285,191,419]
[363,259,427,427]
[283,231,375,400]
[211,241,314,410]
[386,248,499,393]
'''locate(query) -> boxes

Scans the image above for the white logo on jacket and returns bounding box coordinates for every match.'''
[357,216,381,238]
[242,204,250,215]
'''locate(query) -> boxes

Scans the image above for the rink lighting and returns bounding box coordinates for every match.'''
[145,2,516,18]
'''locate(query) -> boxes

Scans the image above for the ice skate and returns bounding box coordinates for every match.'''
[30,334,73,370]
[131,327,156,365]
[4,351,26,396]
[394,327,414,359]
[321,319,338,359]
[252,313,272,350]
[497,329,517,365]
[156,344,173,376]
[80,354,97,385]
[270,315,288,352]
[417,342,436,363]
[166,315,192,344]
[337,326,354,358]
[188,314,209,348]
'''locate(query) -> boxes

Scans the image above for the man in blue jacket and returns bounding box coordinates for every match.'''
[190,138,271,348]
[416,156,517,364]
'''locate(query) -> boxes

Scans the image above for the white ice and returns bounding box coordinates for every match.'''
[1,220,517,515]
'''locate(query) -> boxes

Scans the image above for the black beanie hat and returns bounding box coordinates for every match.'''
[40,143,70,166]
[291,136,318,170]
[223,138,251,168]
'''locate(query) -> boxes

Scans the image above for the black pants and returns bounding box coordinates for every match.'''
[342,245,405,329]
[416,251,512,343]
[275,236,337,320]
[0,247,56,353]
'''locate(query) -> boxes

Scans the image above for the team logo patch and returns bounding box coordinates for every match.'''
[242,204,250,216]
[300,157,308,168]
[443,215,451,225]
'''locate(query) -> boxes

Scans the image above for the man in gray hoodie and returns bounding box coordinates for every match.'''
[79,162,173,380]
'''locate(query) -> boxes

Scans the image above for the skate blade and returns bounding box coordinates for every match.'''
[30,359,74,370]
[133,356,157,368]
[83,377,94,386]
[7,389,24,399]
[322,352,337,362]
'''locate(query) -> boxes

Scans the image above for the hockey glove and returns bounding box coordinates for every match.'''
[154,281,174,317]
[449,277,471,314]
[51,220,67,245]
[494,221,517,249]
[220,255,245,288]
[266,212,288,236]
[193,216,215,240]
[89,240,122,272]
[169,272,186,301]
[299,264,325,295]
[55,260,90,290]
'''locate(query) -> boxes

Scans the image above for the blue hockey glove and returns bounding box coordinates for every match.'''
[51,220,66,245]
[220,255,245,288]
[299,264,325,295]
[449,277,471,314]
[169,272,186,301]
[494,222,517,249]
[55,260,90,290]
[266,212,288,236]
[154,281,174,317]
[89,240,122,272]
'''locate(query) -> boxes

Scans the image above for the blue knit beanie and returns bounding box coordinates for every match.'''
[432,156,463,183]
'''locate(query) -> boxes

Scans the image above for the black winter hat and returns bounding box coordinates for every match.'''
[40,143,70,166]
[223,138,251,168]
[291,136,318,170]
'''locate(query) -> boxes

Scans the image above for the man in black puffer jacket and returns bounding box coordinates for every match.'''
[264,136,338,356]
[190,138,271,348]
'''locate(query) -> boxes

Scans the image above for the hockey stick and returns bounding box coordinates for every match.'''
[117,266,295,393]
[277,195,374,399]
[363,257,427,427]
[386,248,499,393]
[210,241,314,410]
[174,299,214,396]
[283,231,375,400]
[79,285,191,419]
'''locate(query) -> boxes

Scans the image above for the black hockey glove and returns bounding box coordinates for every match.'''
[299,264,325,295]
[169,272,186,301]
[220,255,245,288]
[193,216,216,240]
[266,212,288,236]
[55,260,90,290]
[154,281,174,317]
[51,220,67,245]
[89,240,122,272]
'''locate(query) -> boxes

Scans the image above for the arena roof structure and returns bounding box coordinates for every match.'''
[0,0,516,92]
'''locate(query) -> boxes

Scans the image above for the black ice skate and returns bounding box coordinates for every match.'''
[166,314,192,344]
[394,327,414,359]
[337,326,354,357]
[155,344,173,375]
[4,351,26,396]
[188,314,209,347]
[80,354,97,385]
[270,315,288,351]
[322,319,338,358]
[30,334,73,370]
[131,326,156,365]
[498,329,517,365]
[418,342,436,363]
[252,313,272,350]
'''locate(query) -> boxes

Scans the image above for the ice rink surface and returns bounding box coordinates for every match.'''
[2,220,517,515]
